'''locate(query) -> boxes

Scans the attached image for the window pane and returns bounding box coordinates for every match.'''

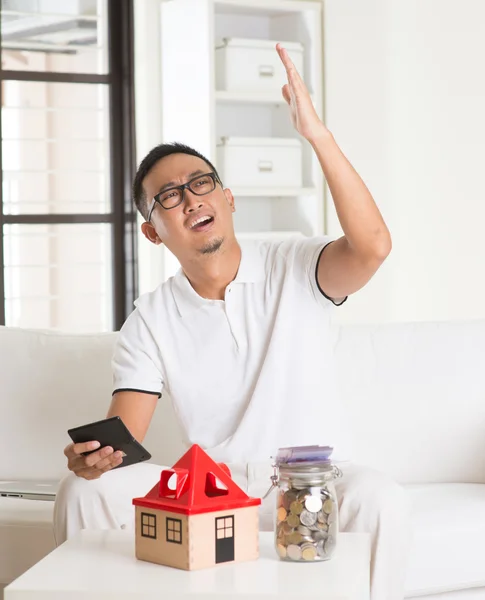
[4,223,112,331]
[2,80,110,215]
[1,0,108,74]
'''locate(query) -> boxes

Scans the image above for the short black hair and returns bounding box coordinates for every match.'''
[132,142,222,219]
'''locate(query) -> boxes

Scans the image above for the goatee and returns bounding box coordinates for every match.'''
[199,237,224,255]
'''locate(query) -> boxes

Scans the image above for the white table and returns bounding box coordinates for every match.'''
[5,531,370,600]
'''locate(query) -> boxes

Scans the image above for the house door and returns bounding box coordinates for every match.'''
[215,516,234,563]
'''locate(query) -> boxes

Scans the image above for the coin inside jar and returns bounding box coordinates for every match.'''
[305,495,323,513]
[316,540,326,557]
[297,489,310,501]
[277,543,287,558]
[322,498,333,514]
[287,544,302,561]
[301,544,318,561]
[297,525,312,536]
[286,513,300,528]
[312,530,328,542]
[277,507,287,522]
[290,500,304,515]
[317,510,327,523]
[283,490,297,511]
[287,531,303,545]
[299,508,317,527]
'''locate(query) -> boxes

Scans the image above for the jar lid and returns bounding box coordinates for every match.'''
[275,445,334,467]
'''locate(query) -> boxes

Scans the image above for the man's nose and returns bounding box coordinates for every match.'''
[183,188,203,212]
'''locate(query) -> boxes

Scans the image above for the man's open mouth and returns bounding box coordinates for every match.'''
[189,215,215,232]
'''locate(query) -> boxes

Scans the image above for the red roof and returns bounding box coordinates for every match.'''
[132,444,261,515]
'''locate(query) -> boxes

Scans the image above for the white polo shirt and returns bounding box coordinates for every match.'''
[112,236,353,463]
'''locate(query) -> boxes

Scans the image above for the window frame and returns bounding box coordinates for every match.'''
[166,517,182,545]
[141,512,157,540]
[0,0,137,330]
[215,515,234,539]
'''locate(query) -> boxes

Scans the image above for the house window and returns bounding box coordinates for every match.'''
[0,0,138,331]
[141,512,156,539]
[166,517,182,544]
[216,516,234,540]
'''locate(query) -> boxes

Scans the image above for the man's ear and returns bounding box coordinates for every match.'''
[224,187,236,212]
[141,221,163,245]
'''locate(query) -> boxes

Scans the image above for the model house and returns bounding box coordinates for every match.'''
[132,444,261,570]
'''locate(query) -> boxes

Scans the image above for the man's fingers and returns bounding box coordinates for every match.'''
[277,43,305,89]
[65,440,101,458]
[75,456,123,480]
[92,452,124,472]
[83,446,114,468]
[277,44,297,75]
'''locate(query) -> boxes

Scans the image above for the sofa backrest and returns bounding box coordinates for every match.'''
[335,319,485,484]
[1,320,484,483]
[0,326,185,480]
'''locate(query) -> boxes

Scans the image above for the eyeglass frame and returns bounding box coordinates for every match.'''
[146,171,223,222]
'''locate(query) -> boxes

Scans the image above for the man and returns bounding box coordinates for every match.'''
[55,45,409,599]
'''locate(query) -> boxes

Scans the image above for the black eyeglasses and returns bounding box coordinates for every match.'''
[147,172,222,222]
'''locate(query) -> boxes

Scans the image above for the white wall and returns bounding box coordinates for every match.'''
[135,0,485,325]
[323,0,485,324]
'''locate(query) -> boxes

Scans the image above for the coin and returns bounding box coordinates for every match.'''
[317,510,327,523]
[297,489,310,501]
[301,544,318,561]
[287,531,303,545]
[282,521,293,535]
[323,499,333,514]
[290,500,303,515]
[277,507,287,522]
[316,521,329,531]
[297,525,312,536]
[312,530,328,542]
[286,513,300,528]
[283,489,297,511]
[299,509,317,527]
[305,495,323,513]
[316,540,327,557]
[287,544,302,560]
[277,543,287,558]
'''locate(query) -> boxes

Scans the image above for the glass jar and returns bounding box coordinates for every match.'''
[270,447,342,562]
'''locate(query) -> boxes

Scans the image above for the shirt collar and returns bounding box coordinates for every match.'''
[172,240,266,318]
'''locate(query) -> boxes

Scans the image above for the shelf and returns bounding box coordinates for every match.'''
[214,0,321,16]
[230,187,317,197]
[216,91,316,105]
[216,90,285,105]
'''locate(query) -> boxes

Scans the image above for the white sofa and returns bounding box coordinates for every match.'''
[1,321,485,599]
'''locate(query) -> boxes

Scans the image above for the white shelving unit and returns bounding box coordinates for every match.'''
[159,0,324,279]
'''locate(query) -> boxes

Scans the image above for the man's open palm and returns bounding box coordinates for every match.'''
[276,42,324,141]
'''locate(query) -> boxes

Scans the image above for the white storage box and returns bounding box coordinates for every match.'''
[217,137,302,188]
[215,38,304,93]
